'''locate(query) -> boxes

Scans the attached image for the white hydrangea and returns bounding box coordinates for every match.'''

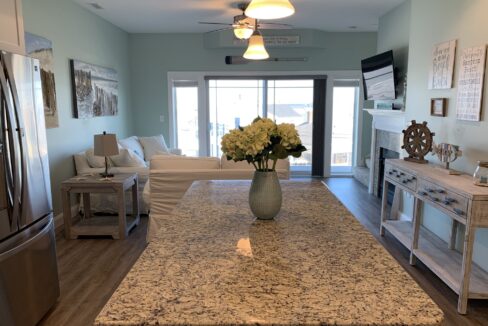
[277,123,302,150]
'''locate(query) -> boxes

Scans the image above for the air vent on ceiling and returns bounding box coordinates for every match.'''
[89,2,103,10]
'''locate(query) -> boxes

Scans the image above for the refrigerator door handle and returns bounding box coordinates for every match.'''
[3,54,27,226]
[0,56,21,230]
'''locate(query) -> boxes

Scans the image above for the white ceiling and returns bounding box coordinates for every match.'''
[73,0,405,33]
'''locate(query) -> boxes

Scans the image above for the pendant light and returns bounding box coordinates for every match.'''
[234,25,254,40]
[243,30,269,60]
[245,0,295,20]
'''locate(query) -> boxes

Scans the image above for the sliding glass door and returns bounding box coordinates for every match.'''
[207,78,315,175]
[267,80,314,174]
[208,80,265,157]
[170,73,362,178]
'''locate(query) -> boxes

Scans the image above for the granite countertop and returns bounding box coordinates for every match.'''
[95,180,444,326]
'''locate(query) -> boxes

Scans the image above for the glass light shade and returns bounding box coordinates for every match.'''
[234,26,254,40]
[243,32,269,60]
[245,0,295,20]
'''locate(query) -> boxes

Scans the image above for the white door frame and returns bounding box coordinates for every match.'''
[167,70,364,177]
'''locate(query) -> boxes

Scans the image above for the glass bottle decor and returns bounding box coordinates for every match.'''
[473,161,488,187]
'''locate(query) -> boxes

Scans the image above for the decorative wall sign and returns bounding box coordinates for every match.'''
[25,32,59,128]
[456,45,487,122]
[428,40,456,90]
[70,60,118,119]
[430,98,447,117]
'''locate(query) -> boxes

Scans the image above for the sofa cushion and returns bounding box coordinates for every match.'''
[150,155,220,170]
[110,146,146,167]
[119,136,145,160]
[139,135,170,161]
[85,148,111,168]
[74,151,92,174]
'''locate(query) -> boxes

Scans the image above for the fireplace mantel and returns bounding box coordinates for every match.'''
[364,109,406,134]
[364,109,407,194]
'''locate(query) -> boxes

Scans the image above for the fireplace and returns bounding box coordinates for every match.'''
[364,109,406,196]
[378,148,400,204]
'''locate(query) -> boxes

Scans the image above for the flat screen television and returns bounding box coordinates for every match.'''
[361,50,396,101]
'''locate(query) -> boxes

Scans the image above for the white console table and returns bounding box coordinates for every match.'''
[380,159,488,314]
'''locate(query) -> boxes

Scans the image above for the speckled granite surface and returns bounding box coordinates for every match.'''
[95,180,444,326]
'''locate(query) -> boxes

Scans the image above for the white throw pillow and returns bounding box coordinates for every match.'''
[139,135,170,161]
[85,148,110,168]
[110,147,147,167]
[118,136,145,160]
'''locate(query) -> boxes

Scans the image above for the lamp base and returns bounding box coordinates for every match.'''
[99,172,114,178]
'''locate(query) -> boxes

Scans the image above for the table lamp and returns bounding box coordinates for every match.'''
[94,131,119,178]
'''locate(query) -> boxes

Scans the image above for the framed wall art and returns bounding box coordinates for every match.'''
[70,59,118,119]
[25,32,59,128]
[428,40,457,90]
[430,98,447,117]
[456,45,487,122]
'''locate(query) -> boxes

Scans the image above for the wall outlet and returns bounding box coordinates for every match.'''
[160,115,165,123]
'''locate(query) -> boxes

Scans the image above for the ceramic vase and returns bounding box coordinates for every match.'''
[249,171,282,220]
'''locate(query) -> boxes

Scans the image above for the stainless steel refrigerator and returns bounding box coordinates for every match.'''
[0,51,60,325]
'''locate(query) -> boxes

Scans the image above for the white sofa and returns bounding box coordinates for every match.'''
[73,135,180,214]
[146,155,290,239]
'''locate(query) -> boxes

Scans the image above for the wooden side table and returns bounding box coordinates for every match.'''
[61,173,140,240]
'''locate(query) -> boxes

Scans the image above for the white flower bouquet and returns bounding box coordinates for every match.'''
[221,117,307,171]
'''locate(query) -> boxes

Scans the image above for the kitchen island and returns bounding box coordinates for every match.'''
[95,180,444,325]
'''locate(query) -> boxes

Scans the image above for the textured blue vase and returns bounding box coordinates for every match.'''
[249,171,282,220]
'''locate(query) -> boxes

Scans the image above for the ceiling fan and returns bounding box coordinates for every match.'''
[198,2,292,40]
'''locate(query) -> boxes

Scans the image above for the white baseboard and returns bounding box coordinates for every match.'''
[54,204,79,234]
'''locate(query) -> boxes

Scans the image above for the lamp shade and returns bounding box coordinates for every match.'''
[234,26,254,40]
[243,31,269,60]
[245,0,295,20]
[94,132,119,156]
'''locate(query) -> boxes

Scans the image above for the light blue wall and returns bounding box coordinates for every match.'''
[129,31,378,139]
[378,0,488,271]
[360,1,411,163]
[22,0,133,214]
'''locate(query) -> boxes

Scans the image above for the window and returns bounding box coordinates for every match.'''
[173,81,199,156]
[330,82,360,174]
[169,72,363,178]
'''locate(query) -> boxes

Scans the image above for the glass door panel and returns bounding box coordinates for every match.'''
[267,80,314,175]
[174,85,199,156]
[330,86,358,174]
[208,80,264,157]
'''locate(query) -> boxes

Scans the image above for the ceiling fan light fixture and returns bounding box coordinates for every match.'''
[245,0,295,20]
[243,31,269,60]
[234,26,254,39]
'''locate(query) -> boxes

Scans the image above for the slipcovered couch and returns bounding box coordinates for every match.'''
[73,135,180,214]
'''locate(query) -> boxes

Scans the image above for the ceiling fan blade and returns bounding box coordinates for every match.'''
[205,27,234,34]
[258,22,293,27]
[258,24,293,29]
[198,22,234,26]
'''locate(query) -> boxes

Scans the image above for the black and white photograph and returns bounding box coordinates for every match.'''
[25,32,59,128]
[70,59,118,118]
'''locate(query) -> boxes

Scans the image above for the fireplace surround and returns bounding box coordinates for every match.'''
[364,109,406,195]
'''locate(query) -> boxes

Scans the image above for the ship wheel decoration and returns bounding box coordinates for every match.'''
[402,120,435,164]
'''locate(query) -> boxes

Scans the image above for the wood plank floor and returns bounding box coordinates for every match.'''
[40,178,488,325]
[39,218,148,326]
[323,177,488,326]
